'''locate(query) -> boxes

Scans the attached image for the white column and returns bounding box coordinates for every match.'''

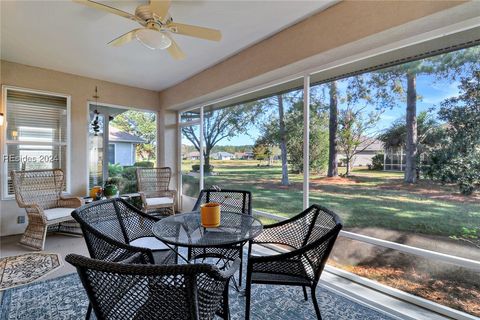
[400,145,404,171]
[199,107,204,190]
[103,112,109,183]
[303,75,310,210]
[177,112,183,210]
[383,149,386,171]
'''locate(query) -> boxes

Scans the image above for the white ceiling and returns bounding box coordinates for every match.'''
[1,1,336,91]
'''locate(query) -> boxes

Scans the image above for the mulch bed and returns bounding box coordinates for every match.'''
[333,263,480,317]
[379,180,480,204]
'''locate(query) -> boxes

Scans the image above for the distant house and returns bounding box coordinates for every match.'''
[384,146,407,171]
[234,152,244,159]
[337,138,383,167]
[109,127,145,166]
[185,151,200,160]
[234,151,254,160]
[212,151,234,160]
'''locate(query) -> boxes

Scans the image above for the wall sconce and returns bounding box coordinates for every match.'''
[0,112,4,126]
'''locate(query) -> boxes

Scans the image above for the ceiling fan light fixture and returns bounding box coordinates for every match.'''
[135,28,171,50]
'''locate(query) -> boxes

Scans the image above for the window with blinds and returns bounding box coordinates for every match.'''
[3,89,69,197]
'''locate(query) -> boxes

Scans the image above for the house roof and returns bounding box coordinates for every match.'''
[187,151,200,157]
[109,127,145,144]
[213,152,234,157]
[359,138,384,151]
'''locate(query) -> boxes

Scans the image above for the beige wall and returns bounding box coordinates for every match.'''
[158,0,465,109]
[0,60,166,236]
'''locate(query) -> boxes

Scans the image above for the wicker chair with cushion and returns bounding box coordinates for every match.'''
[71,198,176,265]
[189,188,252,286]
[11,169,83,251]
[136,167,176,215]
[245,204,343,320]
[66,253,240,320]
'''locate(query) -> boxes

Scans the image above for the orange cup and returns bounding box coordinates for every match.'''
[200,202,221,227]
[89,186,103,199]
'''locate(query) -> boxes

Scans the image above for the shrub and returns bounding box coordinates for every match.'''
[105,165,138,194]
[105,176,122,187]
[369,154,384,170]
[182,174,200,197]
[424,72,480,195]
[192,164,214,173]
[134,161,154,168]
[108,163,123,177]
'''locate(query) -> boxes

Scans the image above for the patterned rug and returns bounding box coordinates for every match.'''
[0,253,61,290]
[0,273,396,319]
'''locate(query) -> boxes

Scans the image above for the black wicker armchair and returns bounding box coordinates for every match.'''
[71,198,176,265]
[245,204,343,320]
[189,189,252,286]
[66,253,240,320]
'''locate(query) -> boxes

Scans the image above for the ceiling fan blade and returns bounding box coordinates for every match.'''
[108,29,142,47]
[165,34,186,60]
[169,22,222,41]
[149,0,171,22]
[73,0,145,25]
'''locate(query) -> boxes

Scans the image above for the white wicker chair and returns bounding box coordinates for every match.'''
[136,167,176,215]
[11,169,83,250]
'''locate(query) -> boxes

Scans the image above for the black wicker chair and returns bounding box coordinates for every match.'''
[66,253,240,320]
[189,188,252,286]
[71,198,176,265]
[245,204,343,320]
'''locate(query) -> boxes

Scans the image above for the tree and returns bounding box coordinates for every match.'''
[181,104,260,169]
[285,100,329,174]
[371,46,480,183]
[318,75,386,178]
[277,95,289,185]
[426,71,480,195]
[255,93,299,185]
[110,110,156,160]
[252,142,273,165]
[327,81,339,177]
[337,106,380,176]
[258,99,329,174]
[379,111,443,163]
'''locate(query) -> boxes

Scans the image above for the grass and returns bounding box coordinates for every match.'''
[182,160,480,316]
[182,160,480,239]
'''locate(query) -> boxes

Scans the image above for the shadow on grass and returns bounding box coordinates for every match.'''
[183,164,480,238]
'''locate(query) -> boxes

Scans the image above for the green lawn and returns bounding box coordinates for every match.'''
[182,160,480,239]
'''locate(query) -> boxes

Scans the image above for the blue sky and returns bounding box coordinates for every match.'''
[182,75,460,147]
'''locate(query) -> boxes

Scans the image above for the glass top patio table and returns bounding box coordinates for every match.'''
[152,211,263,248]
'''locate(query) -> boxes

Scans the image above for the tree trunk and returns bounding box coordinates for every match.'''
[345,156,351,177]
[405,73,418,184]
[277,95,289,186]
[327,81,339,177]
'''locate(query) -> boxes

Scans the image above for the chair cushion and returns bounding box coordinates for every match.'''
[146,197,174,206]
[44,207,74,221]
[130,237,169,250]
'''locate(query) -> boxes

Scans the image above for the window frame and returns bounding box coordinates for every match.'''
[108,143,116,165]
[85,101,159,195]
[1,86,71,199]
[176,42,480,270]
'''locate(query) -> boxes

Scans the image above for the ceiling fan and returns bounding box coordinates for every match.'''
[73,0,222,60]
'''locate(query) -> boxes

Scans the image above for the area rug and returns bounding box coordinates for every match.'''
[0,273,396,320]
[0,253,61,290]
